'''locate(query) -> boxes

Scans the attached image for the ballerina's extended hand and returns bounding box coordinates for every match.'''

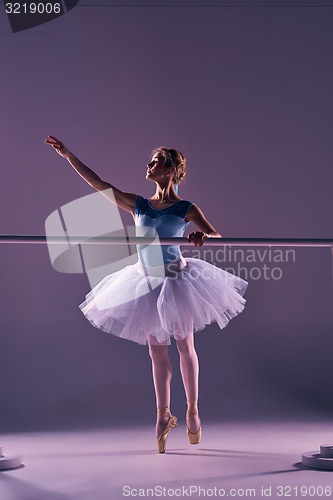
[44,134,71,159]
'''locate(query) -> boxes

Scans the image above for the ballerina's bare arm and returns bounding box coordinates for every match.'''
[44,135,136,215]
[186,204,222,246]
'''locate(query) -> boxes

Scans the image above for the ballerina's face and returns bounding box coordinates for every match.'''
[146,153,168,179]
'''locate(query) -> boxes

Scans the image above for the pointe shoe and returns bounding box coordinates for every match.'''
[156,407,178,454]
[186,401,202,445]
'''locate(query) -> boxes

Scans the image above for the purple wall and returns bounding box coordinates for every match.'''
[1,0,333,432]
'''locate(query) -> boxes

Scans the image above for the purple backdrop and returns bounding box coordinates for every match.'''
[1,0,333,432]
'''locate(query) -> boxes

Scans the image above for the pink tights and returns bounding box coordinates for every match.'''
[148,333,200,436]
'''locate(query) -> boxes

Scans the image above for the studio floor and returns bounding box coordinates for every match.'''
[0,422,332,500]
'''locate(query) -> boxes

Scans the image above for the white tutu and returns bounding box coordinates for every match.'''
[78,257,248,346]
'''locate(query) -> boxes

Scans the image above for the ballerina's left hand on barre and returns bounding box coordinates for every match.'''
[187,231,222,247]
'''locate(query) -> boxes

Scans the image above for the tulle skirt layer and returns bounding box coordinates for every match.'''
[78,257,248,346]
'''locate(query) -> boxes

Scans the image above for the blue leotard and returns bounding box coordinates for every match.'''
[134,195,194,271]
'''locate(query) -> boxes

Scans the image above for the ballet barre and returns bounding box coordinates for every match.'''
[1,235,333,247]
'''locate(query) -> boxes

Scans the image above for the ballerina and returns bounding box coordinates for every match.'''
[45,134,248,453]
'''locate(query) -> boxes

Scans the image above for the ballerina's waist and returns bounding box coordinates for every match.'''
[136,255,187,278]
